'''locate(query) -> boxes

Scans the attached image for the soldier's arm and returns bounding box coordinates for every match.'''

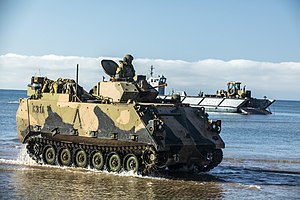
[115,63,124,78]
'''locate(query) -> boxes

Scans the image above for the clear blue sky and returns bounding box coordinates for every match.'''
[1,0,300,62]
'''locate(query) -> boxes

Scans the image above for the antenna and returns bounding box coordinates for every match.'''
[39,68,41,76]
[150,65,155,77]
[76,64,79,99]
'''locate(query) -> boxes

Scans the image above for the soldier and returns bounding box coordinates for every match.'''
[41,78,51,93]
[115,54,135,80]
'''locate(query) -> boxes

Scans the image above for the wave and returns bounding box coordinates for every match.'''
[0,144,166,180]
[231,183,261,190]
[3,145,298,183]
[7,101,19,104]
[0,145,38,166]
[0,158,30,166]
[16,145,40,165]
[0,138,20,142]
[224,157,300,164]
[0,156,166,181]
[217,164,300,177]
[246,168,300,175]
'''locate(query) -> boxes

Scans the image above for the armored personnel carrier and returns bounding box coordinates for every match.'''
[16,59,225,174]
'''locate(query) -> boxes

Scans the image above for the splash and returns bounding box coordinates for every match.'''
[17,144,36,165]
[0,145,190,181]
[235,183,262,190]
[0,144,164,180]
[0,145,36,166]
[0,158,23,165]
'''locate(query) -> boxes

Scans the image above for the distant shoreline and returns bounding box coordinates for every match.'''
[0,88,26,92]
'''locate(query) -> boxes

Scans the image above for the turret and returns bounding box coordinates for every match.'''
[90,59,158,103]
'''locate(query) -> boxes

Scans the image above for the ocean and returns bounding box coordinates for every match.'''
[0,89,299,199]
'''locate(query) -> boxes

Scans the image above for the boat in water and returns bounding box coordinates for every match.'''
[147,67,275,115]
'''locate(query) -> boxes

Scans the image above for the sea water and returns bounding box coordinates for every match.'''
[0,89,299,199]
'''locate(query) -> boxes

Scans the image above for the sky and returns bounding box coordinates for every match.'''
[0,0,300,100]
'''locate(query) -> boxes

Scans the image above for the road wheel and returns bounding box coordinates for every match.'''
[58,147,72,166]
[75,149,88,168]
[42,145,56,165]
[108,153,121,172]
[91,151,104,170]
[125,154,139,173]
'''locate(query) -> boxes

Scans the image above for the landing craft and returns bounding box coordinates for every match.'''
[148,67,275,115]
[16,59,224,174]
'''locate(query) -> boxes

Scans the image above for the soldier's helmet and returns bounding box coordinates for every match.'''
[123,54,134,64]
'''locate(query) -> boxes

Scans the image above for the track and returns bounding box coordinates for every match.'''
[26,136,158,174]
[26,136,223,174]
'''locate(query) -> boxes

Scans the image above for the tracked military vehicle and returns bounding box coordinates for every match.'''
[16,59,225,174]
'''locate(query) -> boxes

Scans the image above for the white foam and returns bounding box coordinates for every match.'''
[0,158,23,165]
[247,185,261,190]
[7,101,19,104]
[231,183,261,191]
[17,144,37,165]
[0,145,167,180]
[0,145,36,166]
